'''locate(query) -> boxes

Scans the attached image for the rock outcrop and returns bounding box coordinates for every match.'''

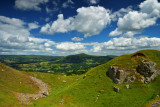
[131,52,146,59]
[137,60,160,83]
[107,66,132,84]
[107,60,160,84]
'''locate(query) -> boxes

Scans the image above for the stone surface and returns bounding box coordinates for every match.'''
[63,80,66,83]
[125,75,136,83]
[15,76,49,105]
[107,66,131,84]
[113,87,119,92]
[126,84,130,89]
[137,60,160,83]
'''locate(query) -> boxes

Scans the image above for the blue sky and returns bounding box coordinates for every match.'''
[0,0,160,56]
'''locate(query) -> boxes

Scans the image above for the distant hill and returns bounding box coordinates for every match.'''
[0,55,63,70]
[60,53,116,63]
[0,54,116,75]
[0,55,62,64]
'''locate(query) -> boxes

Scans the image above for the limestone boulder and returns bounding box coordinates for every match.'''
[107,66,131,84]
[137,60,160,83]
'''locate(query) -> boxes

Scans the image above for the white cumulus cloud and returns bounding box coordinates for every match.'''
[0,15,55,55]
[55,42,85,51]
[72,37,84,41]
[28,22,39,30]
[62,0,74,8]
[111,6,132,21]
[15,0,49,11]
[40,14,73,34]
[92,37,160,54]
[109,0,160,37]
[41,6,111,37]
[87,0,100,4]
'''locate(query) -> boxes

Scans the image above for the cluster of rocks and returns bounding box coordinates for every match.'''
[107,66,134,84]
[107,60,160,92]
[108,60,160,85]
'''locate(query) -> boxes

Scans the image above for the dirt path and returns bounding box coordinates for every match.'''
[14,76,49,105]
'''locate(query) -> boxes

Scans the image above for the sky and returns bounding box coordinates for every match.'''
[0,0,160,56]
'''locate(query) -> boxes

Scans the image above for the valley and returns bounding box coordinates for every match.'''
[0,50,159,107]
[0,54,116,75]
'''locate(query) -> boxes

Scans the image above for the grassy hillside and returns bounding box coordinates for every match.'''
[0,50,159,106]
[30,50,160,107]
[0,62,39,106]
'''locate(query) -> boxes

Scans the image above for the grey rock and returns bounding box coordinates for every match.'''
[107,66,131,84]
[42,92,49,96]
[126,84,129,89]
[63,80,66,83]
[125,75,136,83]
[113,87,119,92]
[137,60,160,83]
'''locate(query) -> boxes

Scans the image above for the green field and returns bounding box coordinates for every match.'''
[0,54,116,75]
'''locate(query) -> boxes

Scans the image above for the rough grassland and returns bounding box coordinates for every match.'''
[0,50,159,107]
[30,50,160,107]
[0,62,39,106]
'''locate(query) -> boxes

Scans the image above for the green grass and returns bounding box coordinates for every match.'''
[0,54,116,75]
[0,62,39,106]
[0,50,159,107]
[24,71,83,107]
[0,62,39,93]
[0,86,19,107]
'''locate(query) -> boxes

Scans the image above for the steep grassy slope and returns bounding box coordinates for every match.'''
[31,50,160,107]
[0,62,39,106]
[25,71,82,106]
